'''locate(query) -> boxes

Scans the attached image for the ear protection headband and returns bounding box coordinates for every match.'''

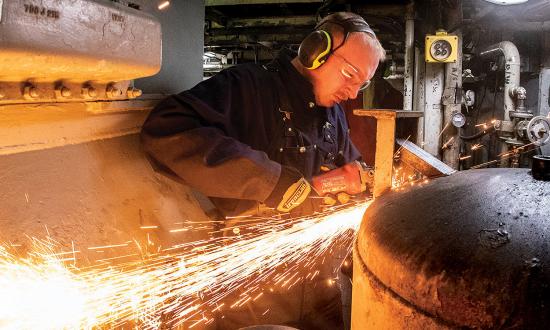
[298,16,376,70]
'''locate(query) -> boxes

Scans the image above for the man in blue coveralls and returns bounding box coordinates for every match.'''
[141,12,385,330]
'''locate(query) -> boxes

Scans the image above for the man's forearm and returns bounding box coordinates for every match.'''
[141,126,280,202]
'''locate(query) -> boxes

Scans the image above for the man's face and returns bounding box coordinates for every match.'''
[310,33,380,107]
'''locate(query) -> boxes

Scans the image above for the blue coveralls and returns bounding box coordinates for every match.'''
[141,48,361,217]
[141,48,361,329]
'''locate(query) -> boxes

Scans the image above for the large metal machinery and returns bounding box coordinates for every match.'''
[378,0,550,171]
[349,1,550,326]
[0,0,211,263]
[0,0,159,103]
[477,41,550,163]
[352,166,550,329]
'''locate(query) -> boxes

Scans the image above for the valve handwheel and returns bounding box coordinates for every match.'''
[527,116,550,146]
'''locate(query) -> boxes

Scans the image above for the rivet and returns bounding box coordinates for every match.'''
[308,102,315,108]
[299,147,306,153]
[279,148,283,152]
[288,128,292,131]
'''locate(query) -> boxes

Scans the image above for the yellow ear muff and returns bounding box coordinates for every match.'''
[298,30,333,70]
[307,30,332,70]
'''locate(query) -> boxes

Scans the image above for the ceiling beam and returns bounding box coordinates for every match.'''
[205,8,229,27]
[207,26,312,37]
[206,33,306,45]
[353,5,407,18]
[223,15,317,28]
[206,0,322,6]
[205,32,395,47]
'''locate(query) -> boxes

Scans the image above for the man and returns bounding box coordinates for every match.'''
[141,11,385,329]
[142,12,384,217]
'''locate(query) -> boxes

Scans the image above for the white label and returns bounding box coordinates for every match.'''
[0,0,3,22]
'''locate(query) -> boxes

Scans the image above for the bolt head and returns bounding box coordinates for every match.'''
[24,86,39,99]
[127,88,142,99]
[88,87,97,98]
[107,86,121,98]
[60,87,72,98]
[82,86,97,98]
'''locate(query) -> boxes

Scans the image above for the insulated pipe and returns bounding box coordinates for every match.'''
[403,3,415,111]
[479,41,521,121]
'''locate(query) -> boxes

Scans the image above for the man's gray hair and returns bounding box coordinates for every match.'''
[316,12,386,62]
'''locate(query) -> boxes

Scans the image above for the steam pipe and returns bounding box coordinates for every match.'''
[479,41,521,121]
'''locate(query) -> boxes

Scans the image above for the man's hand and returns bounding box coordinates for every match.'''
[311,161,374,198]
[265,166,312,213]
[276,177,312,212]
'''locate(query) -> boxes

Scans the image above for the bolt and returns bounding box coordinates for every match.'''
[58,86,72,98]
[23,85,39,99]
[127,87,142,99]
[106,85,122,99]
[81,86,97,98]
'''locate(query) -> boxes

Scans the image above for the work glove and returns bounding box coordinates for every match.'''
[265,166,312,213]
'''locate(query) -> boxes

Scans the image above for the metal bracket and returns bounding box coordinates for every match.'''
[442,84,461,106]
[353,110,396,198]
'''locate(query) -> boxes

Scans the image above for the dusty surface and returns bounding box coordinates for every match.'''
[0,134,212,265]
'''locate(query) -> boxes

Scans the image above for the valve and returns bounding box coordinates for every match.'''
[526,116,550,146]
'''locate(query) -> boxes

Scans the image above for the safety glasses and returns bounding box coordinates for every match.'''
[334,53,371,91]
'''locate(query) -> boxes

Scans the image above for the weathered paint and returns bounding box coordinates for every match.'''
[423,63,444,157]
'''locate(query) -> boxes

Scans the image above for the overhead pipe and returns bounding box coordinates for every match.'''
[479,41,521,121]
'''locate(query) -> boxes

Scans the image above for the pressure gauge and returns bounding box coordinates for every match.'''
[451,112,466,128]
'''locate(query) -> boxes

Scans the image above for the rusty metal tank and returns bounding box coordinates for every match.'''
[352,168,550,329]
